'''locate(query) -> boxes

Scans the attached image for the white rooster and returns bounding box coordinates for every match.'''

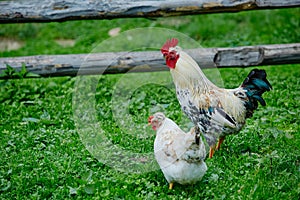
[148,112,207,189]
[161,38,272,158]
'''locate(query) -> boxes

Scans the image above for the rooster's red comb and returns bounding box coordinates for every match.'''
[161,38,179,54]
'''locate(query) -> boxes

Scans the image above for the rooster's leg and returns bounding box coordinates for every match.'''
[169,182,174,190]
[216,136,225,150]
[209,146,215,158]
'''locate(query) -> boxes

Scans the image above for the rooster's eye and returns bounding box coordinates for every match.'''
[169,51,177,58]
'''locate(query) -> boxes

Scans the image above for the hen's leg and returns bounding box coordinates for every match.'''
[216,136,225,150]
[169,182,174,190]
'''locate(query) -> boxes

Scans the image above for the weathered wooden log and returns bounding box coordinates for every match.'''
[0,43,299,78]
[0,0,299,23]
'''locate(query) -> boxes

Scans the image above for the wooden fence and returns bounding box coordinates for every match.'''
[0,0,299,78]
[1,0,299,23]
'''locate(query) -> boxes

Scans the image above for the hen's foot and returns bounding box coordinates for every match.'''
[169,182,174,190]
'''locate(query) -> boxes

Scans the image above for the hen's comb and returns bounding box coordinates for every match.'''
[148,116,154,124]
[161,38,179,54]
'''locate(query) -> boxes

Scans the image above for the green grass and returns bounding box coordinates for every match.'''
[0,8,300,199]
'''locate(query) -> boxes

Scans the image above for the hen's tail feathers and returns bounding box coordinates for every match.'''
[241,69,272,118]
[194,126,200,145]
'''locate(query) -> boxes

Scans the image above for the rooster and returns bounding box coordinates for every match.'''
[148,112,207,189]
[161,38,272,158]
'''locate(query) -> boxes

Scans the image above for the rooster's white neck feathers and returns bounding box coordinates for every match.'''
[170,48,214,91]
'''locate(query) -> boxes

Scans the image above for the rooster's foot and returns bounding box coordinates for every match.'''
[209,146,215,158]
[216,136,225,150]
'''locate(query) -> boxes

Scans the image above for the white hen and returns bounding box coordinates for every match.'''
[148,112,207,189]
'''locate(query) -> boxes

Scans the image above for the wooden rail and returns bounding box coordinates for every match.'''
[0,0,299,23]
[1,43,299,78]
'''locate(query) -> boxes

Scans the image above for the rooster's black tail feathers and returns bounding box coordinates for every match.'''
[241,69,272,118]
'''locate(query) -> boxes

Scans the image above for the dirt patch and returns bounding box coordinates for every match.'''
[0,38,24,52]
[55,39,76,47]
[108,27,121,37]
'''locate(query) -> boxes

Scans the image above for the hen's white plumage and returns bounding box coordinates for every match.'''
[149,112,207,189]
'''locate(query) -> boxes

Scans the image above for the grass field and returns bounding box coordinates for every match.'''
[0,8,299,199]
